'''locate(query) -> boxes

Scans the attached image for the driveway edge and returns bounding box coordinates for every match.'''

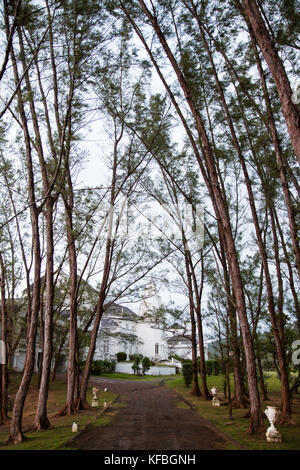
[172,388,249,450]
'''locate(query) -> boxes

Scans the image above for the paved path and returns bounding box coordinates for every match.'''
[68,378,230,450]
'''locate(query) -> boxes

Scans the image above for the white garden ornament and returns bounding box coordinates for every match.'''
[211,387,220,407]
[103,401,107,409]
[264,406,282,443]
[72,422,78,433]
[92,387,99,408]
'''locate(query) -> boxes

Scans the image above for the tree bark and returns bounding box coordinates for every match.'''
[0,252,9,424]
[51,330,68,382]
[242,0,300,165]
[57,200,78,416]
[247,17,300,278]
[189,251,211,399]
[5,3,41,442]
[33,198,54,430]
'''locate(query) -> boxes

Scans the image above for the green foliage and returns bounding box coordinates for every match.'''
[132,356,141,375]
[116,352,127,362]
[203,360,222,376]
[182,362,193,387]
[90,360,116,375]
[141,356,151,375]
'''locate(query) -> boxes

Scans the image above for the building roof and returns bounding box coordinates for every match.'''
[100,318,119,329]
[168,322,184,329]
[103,303,138,319]
[167,334,192,344]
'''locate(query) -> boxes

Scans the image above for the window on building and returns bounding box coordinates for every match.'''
[155,343,159,355]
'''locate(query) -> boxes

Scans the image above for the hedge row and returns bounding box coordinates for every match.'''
[203,359,222,376]
[90,360,116,375]
[181,359,223,387]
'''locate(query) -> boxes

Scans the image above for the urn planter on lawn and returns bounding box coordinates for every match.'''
[211,387,220,407]
[265,406,282,443]
[92,387,99,407]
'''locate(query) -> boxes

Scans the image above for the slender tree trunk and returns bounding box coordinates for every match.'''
[33,199,54,430]
[73,334,80,406]
[184,245,201,397]
[241,0,300,164]
[77,301,104,409]
[273,210,300,335]
[218,230,248,408]
[7,219,41,443]
[189,251,211,399]
[256,345,269,401]
[57,202,78,416]
[234,83,293,423]
[0,252,9,423]
[15,26,56,430]
[5,3,41,442]
[77,125,122,409]
[247,22,300,278]
[134,0,263,433]
[269,206,292,423]
[51,331,68,382]
[250,263,270,402]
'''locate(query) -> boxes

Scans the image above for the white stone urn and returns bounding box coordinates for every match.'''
[211,387,220,407]
[264,406,282,443]
[92,387,99,408]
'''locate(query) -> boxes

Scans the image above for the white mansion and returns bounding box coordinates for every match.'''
[10,280,198,374]
[93,281,195,363]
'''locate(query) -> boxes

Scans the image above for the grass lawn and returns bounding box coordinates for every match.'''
[96,372,178,381]
[0,372,117,450]
[166,372,300,450]
[2,370,299,450]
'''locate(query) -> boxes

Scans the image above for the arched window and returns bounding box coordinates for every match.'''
[155,343,159,355]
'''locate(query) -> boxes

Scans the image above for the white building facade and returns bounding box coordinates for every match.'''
[94,303,194,363]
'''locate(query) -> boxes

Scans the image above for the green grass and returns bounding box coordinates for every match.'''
[93,411,117,427]
[0,373,118,450]
[166,373,300,450]
[175,400,190,409]
[0,414,93,450]
[95,372,178,381]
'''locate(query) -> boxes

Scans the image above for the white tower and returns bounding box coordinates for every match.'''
[139,279,161,317]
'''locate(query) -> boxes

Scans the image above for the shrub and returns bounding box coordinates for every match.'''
[142,357,151,375]
[204,359,222,376]
[213,360,221,376]
[90,360,116,375]
[132,356,141,375]
[116,352,127,362]
[182,362,193,387]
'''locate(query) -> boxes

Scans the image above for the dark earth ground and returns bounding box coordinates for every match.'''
[67,377,237,450]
